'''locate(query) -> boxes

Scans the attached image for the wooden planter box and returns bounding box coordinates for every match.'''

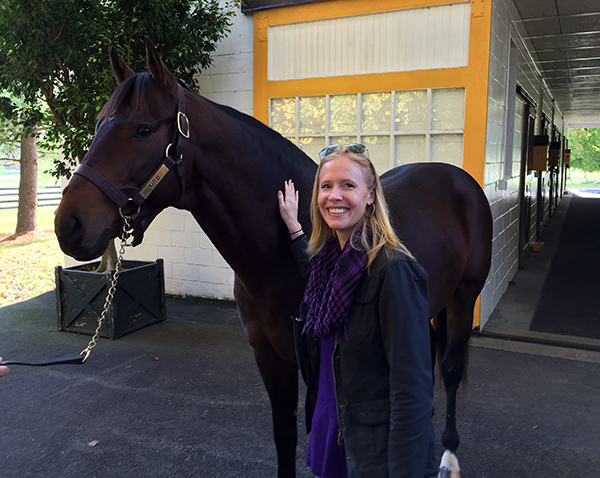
[55,259,166,338]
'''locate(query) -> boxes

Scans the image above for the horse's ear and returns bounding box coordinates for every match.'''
[110,47,135,85]
[145,37,178,92]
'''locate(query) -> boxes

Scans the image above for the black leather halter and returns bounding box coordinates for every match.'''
[73,83,189,246]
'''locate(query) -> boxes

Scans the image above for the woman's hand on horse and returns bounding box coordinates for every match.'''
[278,180,302,235]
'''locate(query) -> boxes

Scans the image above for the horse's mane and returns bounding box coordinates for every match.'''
[98,73,154,119]
[181,82,299,147]
[99,73,315,174]
[179,81,316,172]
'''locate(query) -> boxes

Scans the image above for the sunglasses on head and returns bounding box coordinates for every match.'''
[319,143,369,159]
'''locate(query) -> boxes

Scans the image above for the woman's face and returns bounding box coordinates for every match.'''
[317,155,375,247]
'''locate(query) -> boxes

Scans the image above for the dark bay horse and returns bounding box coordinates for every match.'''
[54,39,492,477]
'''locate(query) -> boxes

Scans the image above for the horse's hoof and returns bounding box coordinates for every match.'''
[438,469,461,478]
[438,450,461,478]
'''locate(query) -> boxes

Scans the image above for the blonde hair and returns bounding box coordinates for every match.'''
[308,145,413,267]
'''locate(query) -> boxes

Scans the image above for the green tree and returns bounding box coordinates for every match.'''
[568,128,600,181]
[0,94,47,234]
[0,0,240,179]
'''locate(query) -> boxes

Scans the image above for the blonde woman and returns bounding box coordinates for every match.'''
[278,144,436,478]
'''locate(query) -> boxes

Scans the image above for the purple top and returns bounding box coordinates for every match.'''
[306,335,348,478]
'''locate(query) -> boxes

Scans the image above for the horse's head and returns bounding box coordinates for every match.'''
[55,38,189,261]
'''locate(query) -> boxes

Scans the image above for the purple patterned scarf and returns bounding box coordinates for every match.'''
[301,232,369,339]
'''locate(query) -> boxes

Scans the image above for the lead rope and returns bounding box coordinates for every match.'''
[2,214,134,367]
[80,213,132,363]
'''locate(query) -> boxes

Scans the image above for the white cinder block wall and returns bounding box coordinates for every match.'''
[66,9,253,300]
[479,0,558,327]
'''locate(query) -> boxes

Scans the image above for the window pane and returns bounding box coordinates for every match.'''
[330,95,357,133]
[395,135,426,165]
[431,88,465,130]
[270,98,296,134]
[395,91,427,131]
[300,96,325,134]
[431,134,463,167]
[362,93,392,132]
[299,137,326,163]
[329,136,357,147]
[362,136,390,174]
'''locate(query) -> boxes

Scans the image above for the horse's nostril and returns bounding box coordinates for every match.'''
[70,214,85,240]
[56,213,84,243]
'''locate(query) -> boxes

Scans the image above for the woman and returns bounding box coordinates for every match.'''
[278,144,436,478]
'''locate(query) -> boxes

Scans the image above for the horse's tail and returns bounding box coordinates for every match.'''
[432,309,446,381]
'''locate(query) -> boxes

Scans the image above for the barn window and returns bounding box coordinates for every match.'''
[270,87,465,172]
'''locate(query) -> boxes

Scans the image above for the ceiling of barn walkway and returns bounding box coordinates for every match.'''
[513,0,600,126]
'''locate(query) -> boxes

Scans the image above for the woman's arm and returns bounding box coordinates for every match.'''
[278,180,313,279]
[379,259,434,478]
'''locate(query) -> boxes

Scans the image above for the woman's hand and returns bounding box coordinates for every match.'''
[277,180,303,237]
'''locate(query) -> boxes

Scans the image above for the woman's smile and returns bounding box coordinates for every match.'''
[327,207,349,215]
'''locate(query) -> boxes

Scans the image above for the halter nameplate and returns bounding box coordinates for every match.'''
[140,164,170,200]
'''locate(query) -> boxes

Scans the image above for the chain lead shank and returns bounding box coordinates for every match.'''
[80,214,132,363]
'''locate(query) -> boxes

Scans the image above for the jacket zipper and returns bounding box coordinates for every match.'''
[332,332,344,447]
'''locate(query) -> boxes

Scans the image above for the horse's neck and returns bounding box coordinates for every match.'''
[183,99,316,283]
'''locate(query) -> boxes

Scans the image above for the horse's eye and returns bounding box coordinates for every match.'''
[136,125,153,138]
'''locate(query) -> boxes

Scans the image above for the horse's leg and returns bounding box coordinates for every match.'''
[437,285,477,478]
[440,291,474,452]
[252,339,299,478]
[235,277,301,477]
[434,308,463,478]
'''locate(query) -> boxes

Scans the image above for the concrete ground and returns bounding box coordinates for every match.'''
[482,193,600,352]
[1,194,599,477]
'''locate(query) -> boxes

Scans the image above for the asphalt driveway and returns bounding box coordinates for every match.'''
[1,293,599,477]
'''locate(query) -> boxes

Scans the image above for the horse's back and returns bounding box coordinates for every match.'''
[382,163,490,227]
[381,163,492,316]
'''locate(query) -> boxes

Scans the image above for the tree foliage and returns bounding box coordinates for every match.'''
[0,0,240,179]
[568,128,600,174]
[0,92,43,152]
[0,98,20,161]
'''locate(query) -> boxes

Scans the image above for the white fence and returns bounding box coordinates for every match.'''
[0,185,61,210]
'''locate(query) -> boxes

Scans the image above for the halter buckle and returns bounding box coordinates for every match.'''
[177,112,190,139]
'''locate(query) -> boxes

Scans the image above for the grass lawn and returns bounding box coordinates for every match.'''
[565,170,600,190]
[0,207,64,306]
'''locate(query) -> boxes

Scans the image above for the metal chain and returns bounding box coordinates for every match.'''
[80,214,132,363]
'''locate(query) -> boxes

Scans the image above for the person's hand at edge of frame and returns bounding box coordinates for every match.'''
[0,357,9,380]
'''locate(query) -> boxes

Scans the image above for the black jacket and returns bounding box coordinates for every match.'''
[291,235,437,478]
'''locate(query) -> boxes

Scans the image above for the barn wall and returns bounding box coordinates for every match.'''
[267,3,470,81]
[479,0,563,327]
